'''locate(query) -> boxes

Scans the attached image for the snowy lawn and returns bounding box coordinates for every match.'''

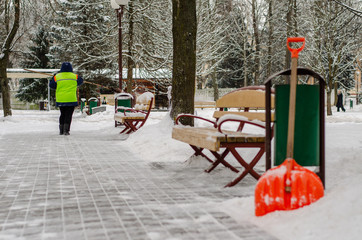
[1,103,362,240]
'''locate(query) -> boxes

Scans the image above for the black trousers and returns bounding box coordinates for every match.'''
[59,106,75,126]
[337,105,345,112]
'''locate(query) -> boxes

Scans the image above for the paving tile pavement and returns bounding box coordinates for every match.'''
[0,130,278,240]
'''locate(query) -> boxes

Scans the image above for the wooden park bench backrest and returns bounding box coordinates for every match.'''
[213,88,275,122]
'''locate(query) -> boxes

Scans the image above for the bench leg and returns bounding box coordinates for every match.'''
[120,121,134,134]
[120,126,130,134]
[190,145,214,163]
[120,120,139,134]
[121,120,146,134]
[126,120,138,132]
[224,146,265,187]
[205,149,239,173]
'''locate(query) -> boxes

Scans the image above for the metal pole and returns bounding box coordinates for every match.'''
[47,79,51,111]
[357,76,359,105]
[118,6,124,92]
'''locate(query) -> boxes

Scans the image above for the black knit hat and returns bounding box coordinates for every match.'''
[60,62,73,72]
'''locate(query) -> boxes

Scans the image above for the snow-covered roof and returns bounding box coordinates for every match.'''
[6,68,172,80]
[115,68,172,79]
[7,68,59,79]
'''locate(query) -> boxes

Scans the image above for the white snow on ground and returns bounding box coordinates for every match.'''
[1,102,362,240]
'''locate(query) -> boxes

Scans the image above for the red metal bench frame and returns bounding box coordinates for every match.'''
[175,114,273,187]
[117,97,154,134]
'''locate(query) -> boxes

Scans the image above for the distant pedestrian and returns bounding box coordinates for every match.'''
[167,86,172,109]
[336,90,346,112]
[49,62,83,135]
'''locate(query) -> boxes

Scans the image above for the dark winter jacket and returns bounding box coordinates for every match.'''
[49,62,83,107]
[336,93,344,108]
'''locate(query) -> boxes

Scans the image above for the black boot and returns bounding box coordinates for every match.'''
[59,124,64,135]
[64,124,70,135]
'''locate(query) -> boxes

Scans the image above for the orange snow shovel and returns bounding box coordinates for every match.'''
[255,37,324,217]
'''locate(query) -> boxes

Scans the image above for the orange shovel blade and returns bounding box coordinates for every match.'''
[255,159,324,216]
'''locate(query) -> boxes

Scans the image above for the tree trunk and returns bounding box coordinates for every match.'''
[267,0,273,77]
[243,19,248,87]
[127,1,134,94]
[326,80,333,116]
[252,0,260,84]
[212,67,218,101]
[0,0,20,117]
[170,0,197,125]
[0,59,12,117]
[326,89,332,116]
[285,0,294,83]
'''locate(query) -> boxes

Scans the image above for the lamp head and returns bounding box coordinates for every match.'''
[110,0,129,9]
[110,0,119,9]
[115,0,129,5]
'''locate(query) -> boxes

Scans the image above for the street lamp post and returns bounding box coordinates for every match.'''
[357,71,360,105]
[111,0,129,92]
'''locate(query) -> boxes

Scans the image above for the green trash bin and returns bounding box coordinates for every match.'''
[80,98,86,113]
[115,93,133,113]
[274,84,320,166]
[88,97,98,115]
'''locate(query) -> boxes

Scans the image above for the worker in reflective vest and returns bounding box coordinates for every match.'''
[49,62,83,135]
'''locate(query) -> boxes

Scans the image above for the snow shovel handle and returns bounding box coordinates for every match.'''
[285,37,305,192]
[287,37,305,59]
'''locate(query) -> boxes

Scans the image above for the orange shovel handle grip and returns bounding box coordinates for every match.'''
[287,37,305,59]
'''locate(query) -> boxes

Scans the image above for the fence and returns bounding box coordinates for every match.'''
[195,88,236,101]
[0,92,38,110]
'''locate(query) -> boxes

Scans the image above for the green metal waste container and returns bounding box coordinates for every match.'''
[80,98,86,113]
[274,84,320,166]
[115,93,133,113]
[88,97,98,115]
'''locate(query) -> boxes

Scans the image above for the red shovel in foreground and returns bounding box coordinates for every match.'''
[255,37,324,217]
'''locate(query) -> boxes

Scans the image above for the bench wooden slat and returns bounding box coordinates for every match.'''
[172,127,225,151]
[216,89,275,108]
[172,126,266,152]
[213,111,272,122]
[114,114,146,123]
[221,130,265,143]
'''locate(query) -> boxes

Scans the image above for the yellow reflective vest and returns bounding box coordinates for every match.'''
[54,72,78,104]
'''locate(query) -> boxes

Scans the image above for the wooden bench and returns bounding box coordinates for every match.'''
[172,86,275,187]
[114,92,155,134]
[114,93,134,127]
[194,101,216,109]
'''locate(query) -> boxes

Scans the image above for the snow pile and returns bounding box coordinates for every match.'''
[137,92,154,104]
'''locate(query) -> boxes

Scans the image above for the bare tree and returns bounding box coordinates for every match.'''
[0,0,20,117]
[121,0,173,96]
[307,0,360,115]
[252,0,261,84]
[196,0,230,97]
[126,0,135,94]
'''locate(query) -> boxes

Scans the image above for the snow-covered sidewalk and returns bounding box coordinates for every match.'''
[0,107,275,240]
[0,103,362,240]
